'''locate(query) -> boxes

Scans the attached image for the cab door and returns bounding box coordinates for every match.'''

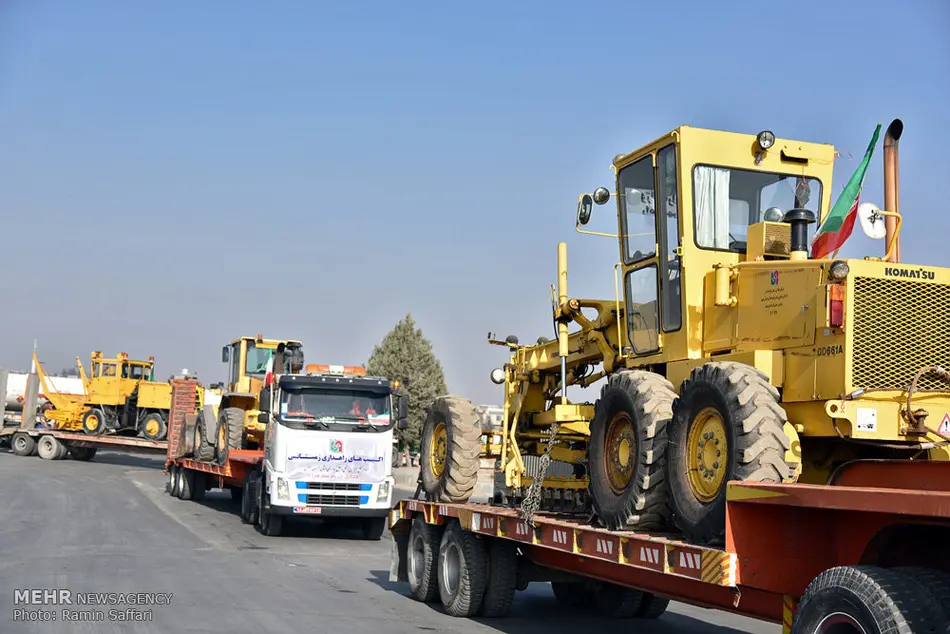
[617,144,682,358]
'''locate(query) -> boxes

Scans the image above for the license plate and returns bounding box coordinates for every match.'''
[293,506,322,514]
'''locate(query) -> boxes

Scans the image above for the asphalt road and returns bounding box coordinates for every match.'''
[0,450,778,634]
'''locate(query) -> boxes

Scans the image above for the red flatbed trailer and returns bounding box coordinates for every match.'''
[389,460,950,632]
[1,425,167,461]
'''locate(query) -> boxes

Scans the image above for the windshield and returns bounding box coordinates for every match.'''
[245,344,273,377]
[692,165,822,252]
[278,387,392,431]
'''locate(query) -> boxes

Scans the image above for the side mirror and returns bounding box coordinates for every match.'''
[396,418,409,431]
[576,194,593,226]
[397,394,409,420]
[258,412,268,424]
[221,346,229,363]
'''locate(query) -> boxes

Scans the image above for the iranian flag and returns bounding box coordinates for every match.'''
[811,123,882,259]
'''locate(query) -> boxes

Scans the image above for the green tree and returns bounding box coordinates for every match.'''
[366,314,447,456]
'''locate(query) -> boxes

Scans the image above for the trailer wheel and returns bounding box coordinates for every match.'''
[178,468,194,500]
[82,408,106,435]
[142,412,167,441]
[551,582,595,608]
[408,514,442,603]
[667,362,790,545]
[11,432,35,457]
[191,471,207,502]
[589,370,675,531]
[635,592,670,619]
[478,538,518,617]
[53,438,68,459]
[361,517,387,541]
[420,396,482,503]
[437,521,488,617]
[193,412,215,462]
[893,566,950,622]
[37,435,63,461]
[169,466,181,497]
[68,446,97,461]
[792,565,944,633]
[216,407,244,464]
[594,582,644,618]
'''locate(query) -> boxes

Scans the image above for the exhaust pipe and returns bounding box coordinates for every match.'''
[883,119,903,263]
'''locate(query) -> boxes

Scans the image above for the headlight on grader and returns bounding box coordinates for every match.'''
[829,260,850,281]
[490,368,506,385]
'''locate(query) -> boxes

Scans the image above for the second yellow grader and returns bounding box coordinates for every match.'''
[418,119,950,546]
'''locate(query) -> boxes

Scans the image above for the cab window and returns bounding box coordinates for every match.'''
[618,155,657,265]
[101,363,117,377]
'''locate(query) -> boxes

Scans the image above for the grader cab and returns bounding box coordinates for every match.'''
[420,119,950,546]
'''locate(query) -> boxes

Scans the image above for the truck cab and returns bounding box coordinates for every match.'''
[255,363,409,538]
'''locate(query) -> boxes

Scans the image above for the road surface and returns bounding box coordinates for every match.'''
[0,450,779,633]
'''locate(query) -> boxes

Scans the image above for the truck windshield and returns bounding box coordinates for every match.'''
[278,388,392,431]
[692,166,822,252]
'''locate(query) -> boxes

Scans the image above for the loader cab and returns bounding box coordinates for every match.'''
[577,125,835,364]
[221,335,304,395]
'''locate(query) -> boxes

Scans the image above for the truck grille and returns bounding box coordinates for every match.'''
[304,482,362,491]
[851,276,950,391]
[304,494,360,506]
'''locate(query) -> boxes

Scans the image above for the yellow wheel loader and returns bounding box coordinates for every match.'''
[420,119,950,546]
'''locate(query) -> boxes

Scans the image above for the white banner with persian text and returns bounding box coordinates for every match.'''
[283,434,389,483]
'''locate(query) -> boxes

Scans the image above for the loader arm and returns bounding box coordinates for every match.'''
[33,352,86,410]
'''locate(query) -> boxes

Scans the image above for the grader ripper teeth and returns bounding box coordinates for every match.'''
[419,119,950,547]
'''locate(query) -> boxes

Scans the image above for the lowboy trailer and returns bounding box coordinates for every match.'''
[389,462,950,632]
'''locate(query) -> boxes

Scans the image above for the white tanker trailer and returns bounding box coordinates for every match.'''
[3,372,85,412]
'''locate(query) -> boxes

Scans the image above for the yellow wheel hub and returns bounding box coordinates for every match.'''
[686,406,728,502]
[145,419,159,437]
[605,411,636,494]
[430,421,448,478]
[84,414,99,432]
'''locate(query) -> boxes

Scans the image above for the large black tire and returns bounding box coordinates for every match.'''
[420,396,482,503]
[216,407,244,464]
[256,477,283,536]
[589,370,675,531]
[361,517,386,541]
[141,412,167,441]
[893,566,950,623]
[635,592,670,619]
[177,468,194,500]
[170,466,181,497]
[594,583,645,618]
[193,412,215,462]
[407,514,442,603]
[437,521,488,617]
[68,446,97,461]
[478,538,518,617]
[667,362,790,545]
[82,408,106,435]
[37,435,61,460]
[792,565,946,633]
[11,432,36,457]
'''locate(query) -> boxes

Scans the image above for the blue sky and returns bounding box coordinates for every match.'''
[2,0,948,405]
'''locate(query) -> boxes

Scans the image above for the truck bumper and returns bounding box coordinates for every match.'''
[266,504,390,518]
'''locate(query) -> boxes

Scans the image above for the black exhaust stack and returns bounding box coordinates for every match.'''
[783,208,817,260]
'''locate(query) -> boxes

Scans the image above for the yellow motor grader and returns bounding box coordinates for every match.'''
[419,119,950,546]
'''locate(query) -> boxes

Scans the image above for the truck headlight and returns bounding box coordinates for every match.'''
[277,477,289,501]
[376,481,391,502]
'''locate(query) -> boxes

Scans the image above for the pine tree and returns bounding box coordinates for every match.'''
[367,314,447,457]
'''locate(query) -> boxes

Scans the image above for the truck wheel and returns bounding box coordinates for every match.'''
[169,466,181,497]
[437,521,488,617]
[258,510,283,536]
[594,582,644,618]
[142,413,167,441]
[191,471,207,502]
[635,592,670,619]
[478,538,518,617]
[193,413,215,462]
[792,565,945,633]
[893,566,950,622]
[216,407,244,464]
[11,432,36,457]
[420,396,482,503]
[667,362,790,545]
[361,517,387,541]
[53,438,68,459]
[37,435,66,461]
[68,446,97,461]
[588,370,675,530]
[177,468,194,500]
[407,514,442,603]
[551,582,595,608]
[243,469,261,525]
[82,409,106,435]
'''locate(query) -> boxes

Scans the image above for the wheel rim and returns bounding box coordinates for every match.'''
[41,438,52,454]
[84,413,99,432]
[686,406,728,502]
[14,436,27,452]
[816,613,867,634]
[605,411,636,494]
[145,418,159,437]
[409,533,424,584]
[441,542,461,596]
[430,421,448,477]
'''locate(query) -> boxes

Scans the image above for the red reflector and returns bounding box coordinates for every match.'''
[830,300,844,327]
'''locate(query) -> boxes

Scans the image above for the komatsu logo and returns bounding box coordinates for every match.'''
[885,267,935,280]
